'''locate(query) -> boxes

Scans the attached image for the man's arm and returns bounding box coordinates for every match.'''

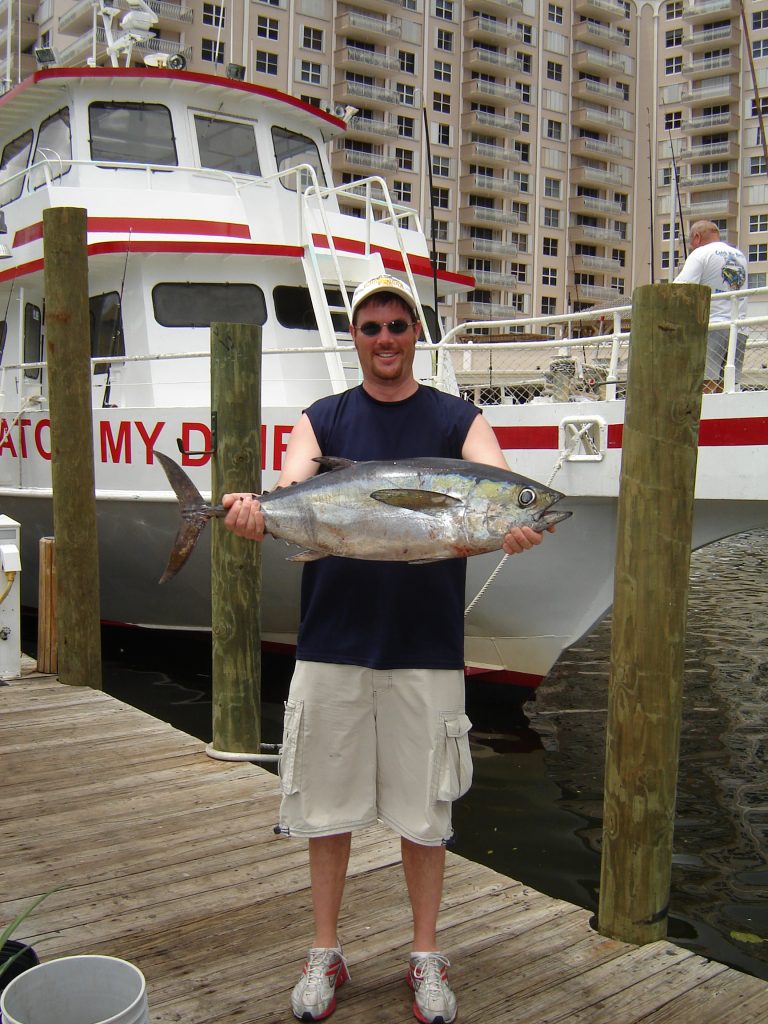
[461,414,551,555]
[222,413,321,539]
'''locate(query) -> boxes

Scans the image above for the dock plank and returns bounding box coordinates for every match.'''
[2,676,766,1023]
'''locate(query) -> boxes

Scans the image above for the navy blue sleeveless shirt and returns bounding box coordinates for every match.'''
[296,384,480,669]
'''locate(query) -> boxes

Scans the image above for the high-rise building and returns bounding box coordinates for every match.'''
[2,0,766,330]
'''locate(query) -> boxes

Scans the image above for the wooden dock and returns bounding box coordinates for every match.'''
[3,674,767,1023]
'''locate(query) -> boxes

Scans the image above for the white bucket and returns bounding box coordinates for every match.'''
[0,955,149,1024]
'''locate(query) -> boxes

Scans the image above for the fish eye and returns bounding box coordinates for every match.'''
[518,488,536,508]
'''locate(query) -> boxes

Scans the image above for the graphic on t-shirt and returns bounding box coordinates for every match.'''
[722,252,746,291]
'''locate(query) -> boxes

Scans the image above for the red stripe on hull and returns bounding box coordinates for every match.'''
[464,666,544,689]
[493,425,560,449]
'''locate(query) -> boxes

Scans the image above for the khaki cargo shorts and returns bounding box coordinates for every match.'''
[277,661,473,846]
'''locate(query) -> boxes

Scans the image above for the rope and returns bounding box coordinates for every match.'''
[464,422,594,617]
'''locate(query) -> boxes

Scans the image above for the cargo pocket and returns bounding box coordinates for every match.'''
[278,698,304,796]
[432,713,474,802]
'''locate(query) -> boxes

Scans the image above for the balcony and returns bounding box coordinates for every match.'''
[3,17,38,48]
[466,0,524,14]
[331,146,398,173]
[571,253,626,274]
[572,105,627,132]
[571,135,631,160]
[334,45,400,73]
[58,0,193,36]
[460,173,521,196]
[345,114,401,140]
[465,47,527,75]
[463,77,521,103]
[569,224,629,244]
[458,236,520,257]
[461,140,521,168]
[684,0,734,23]
[335,11,402,44]
[573,20,629,52]
[681,110,739,134]
[462,109,521,135]
[334,79,400,110]
[683,53,738,79]
[573,0,627,21]
[461,205,521,228]
[349,0,407,15]
[572,46,632,76]
[573,77,625,103]
[680,77,734,104]
[679,139,739,162]
[679,168,739,191]
[572,284,627,305]
[683,24,738,51]
[468,269,524,289]
[570,195,628,217]
[464,15,514,45]
[456,299,529,320]
[679,196,738,218]
[571,163,631,187]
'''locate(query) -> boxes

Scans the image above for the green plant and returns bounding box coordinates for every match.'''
[0,891,55,980]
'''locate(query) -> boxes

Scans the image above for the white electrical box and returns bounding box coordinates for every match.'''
[0,515,21,680]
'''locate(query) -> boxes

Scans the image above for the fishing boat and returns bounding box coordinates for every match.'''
[0,61,766,691]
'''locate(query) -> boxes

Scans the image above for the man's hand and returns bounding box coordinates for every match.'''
[502,524,554,555]
[222,493,265,540]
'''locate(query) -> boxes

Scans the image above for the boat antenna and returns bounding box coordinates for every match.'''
[421,107,441,337]
[740,0,768,174]
[102,230,131,408]
[667,127,687,264]
[647,110,655,284]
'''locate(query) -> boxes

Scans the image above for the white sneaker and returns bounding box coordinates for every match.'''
[407,952,457,1024]
[290,946,350,1021]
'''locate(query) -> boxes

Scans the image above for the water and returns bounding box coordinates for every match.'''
[43,529,766,980]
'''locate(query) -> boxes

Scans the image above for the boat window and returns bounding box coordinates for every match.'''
[23,303,42,380]
[194,114,261,177]
[273,286,349,333]
[271,126,326,192]
[88,102,177,166]
[151,283,267,327]
[0,130,33,207]
[90,292,125,375]
[30,108,72,190]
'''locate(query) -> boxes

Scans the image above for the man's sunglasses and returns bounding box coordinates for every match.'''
[356,319,416,337]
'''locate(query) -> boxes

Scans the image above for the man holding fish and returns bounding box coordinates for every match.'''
[222,275,558,1023]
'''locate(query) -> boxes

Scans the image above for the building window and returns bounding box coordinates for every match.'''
[437,29,453,52]
[202,38,225,64]
[397,116,415,138]
[546,61,563,83]
[543,207,560,228]
[302,26,322,50]
[435,0,454,20]
[754,40,768,59]
[393,180,412,203]
[396,147,414,171]
[433,92,451,114]
[434,60,451,82]
[542,267,557,286]
[512,200,529,223]
[665,111,682,130]
[665,29,682,47]
[433,155,450,177]
[399,50,415,74]
[255,51,278,75]
[543,237,558,256]
[665,56,682,75]
[517,52,532,75]
[516,82,531,104]
[203,3,225,27]
[541,297,557,315]
[258,16,279,40]
[750,155,768,175]
[514,140,530,163]
[512,171,529,192]
[515,112,530,133]
[665,1,682,18]
[437,123,450,146]
[547,4,563,24]
[544,177,561,199]
[300,61,321,85]
[433,220,448,241]
[546,119,562,140]
[750,214,768,232]
[748,243,767,262]
[432,186,450,209]
[510,262,527,283]
[748,273,767,287]
[754,11,768,29]
[398,83,416,106]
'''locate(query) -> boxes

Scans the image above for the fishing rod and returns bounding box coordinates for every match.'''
[667,128,688,265]
[422,107,441,339]
[647,110,655,284]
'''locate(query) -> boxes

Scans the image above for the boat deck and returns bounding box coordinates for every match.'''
[3,673,767,1023]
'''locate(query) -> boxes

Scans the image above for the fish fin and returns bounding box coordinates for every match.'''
[159,518,209,583]
[370,488,463,511]
[312,456,356,471]
[286,549,329,562]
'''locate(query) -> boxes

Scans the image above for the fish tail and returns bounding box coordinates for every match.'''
[154,450,215,583]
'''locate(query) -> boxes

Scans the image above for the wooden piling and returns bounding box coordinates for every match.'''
[209,322,263,756]
[36,537,57,674]
[598,282,710,945]
[43,207,102,688]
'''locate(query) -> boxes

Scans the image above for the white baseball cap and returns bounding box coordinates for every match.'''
[350,274,418,320]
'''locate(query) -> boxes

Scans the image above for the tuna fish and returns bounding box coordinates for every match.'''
[155,450,571,583]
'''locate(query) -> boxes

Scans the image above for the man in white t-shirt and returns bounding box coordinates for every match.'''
[673,220,748,393]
